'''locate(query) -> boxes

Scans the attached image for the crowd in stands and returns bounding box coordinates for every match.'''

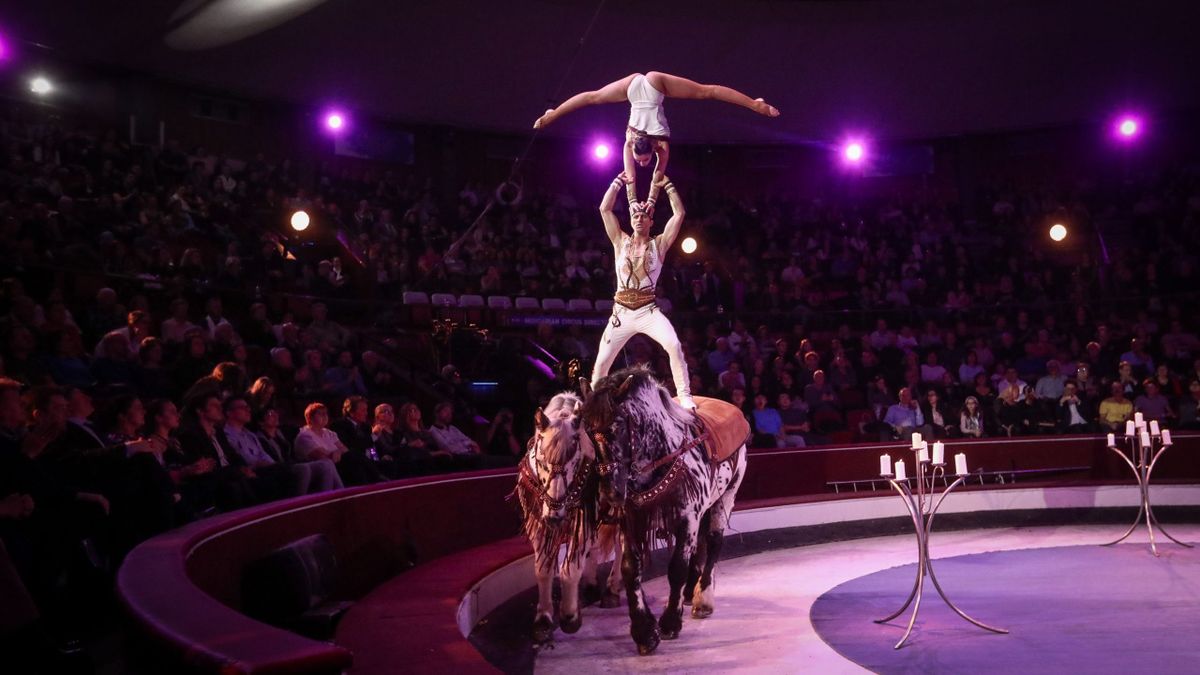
[3,93,1200,668]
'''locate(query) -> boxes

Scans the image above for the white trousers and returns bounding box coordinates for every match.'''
[591,304,691,400]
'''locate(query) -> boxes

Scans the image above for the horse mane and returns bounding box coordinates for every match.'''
[589,365,695,427]
[539,391,589,464]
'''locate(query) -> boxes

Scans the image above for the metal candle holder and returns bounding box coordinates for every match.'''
[1103,426,1193,556]
[876,446,1008,649]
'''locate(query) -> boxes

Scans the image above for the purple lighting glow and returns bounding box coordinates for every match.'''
[842,141,866,164]
[1114,115,1141,140]
[325,112,344,130]
[593,143,610,159]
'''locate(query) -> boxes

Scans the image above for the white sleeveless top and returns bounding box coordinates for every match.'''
[626,74,670,138]
[616,236,663,291]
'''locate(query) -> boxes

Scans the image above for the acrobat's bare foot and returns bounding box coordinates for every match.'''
[533,109,557,129]
[754,98,780,117]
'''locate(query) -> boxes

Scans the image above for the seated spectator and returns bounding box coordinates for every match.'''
[173,332,215,396]
[1019,386,1054,435]
[1035,360,1067,400]
[486,408,523,460]
[428,401,484,459]
[1177,381,1200,430]
[360,350,398,394]
[996,367,1027,397]
[718,361,746,393]
[995,385,1024,437]
[920,389,956,438]
[919,351,947,384]
[91,331,137,386]
[958,350,984,385]
[804,369,837,413]
[827,353,858,391]
[1119,338,1155,380]
[706,338,736,377]
[1133,380,1174,425]
[47,327,95,389]
[1115,360,1140,398]
[177,394,257,510]
[323,398,385,485]
[396,403,452,472]
[959,396,985,438]
[134,337,173,399]
[305,302,350,350]
[750,394,793,448]
[160,298,198,345]
[1098,381,1134,432]
[775,392,809,448]
[1150,364,1182,403]
[882,387,928,442]
[1057,381,1093,433]
[294,349,326,396]
[323,350,368,398]
[246,377,276,417]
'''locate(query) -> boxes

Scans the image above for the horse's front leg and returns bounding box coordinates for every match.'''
[532,551,557,642]
[660,519,697,639]
[621,537,660,655]
[559,553,585,634]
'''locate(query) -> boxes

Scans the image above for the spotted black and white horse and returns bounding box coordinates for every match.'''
[514,392,621,643]
[581,367,747,655]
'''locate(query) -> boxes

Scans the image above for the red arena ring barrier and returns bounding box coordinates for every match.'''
[117,435,1200,673]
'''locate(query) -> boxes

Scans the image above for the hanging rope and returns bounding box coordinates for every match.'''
[446,0,609,259]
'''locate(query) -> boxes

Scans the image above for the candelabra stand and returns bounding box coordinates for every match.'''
[1102,426,1193,557]
[875,446,1008,649]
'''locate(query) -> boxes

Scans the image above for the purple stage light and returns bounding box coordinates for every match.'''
[593,143,610,159]
[1114,115,1140,140]
[843,141,865,163]
[322,109,348,134]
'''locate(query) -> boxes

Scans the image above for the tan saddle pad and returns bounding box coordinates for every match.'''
[675,396,750,463]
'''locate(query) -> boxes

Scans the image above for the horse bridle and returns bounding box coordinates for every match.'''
[520,433,594,514]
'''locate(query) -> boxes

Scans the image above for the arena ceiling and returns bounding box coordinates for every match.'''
[5,0,1198,143]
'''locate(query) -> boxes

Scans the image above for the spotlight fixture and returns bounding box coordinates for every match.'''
[30,76,53,96]
[290,210,311,232]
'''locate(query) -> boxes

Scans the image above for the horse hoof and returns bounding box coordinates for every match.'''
[532,616,556,643]
[659,611,683,638]
[634,624,660,656]
[600,590,621,609]
[560,614,582,634]
[692,605,713,619]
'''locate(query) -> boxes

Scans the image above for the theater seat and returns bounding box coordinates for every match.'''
[567,298,593,312]
[657,297,673,313]
[541,298,566,311]
[241,534,353,640]
[595,299,614,313]
[430,293,457,307]
[458,294,484,308]
[487,296,513,310]
[514,297,540,310]
[402,291,429,305]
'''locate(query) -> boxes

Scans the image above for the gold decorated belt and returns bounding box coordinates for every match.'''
[614,288,657,310]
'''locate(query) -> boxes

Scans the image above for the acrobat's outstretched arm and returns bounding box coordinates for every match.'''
[645,71,780,118]
[534,74,640,129]
[654,176,685,252]
[599,172,629,249]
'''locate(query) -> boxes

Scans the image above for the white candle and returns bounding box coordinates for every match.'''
[1107,433,1115,447]
[1134,412,1144,425]
[1137,420,1147,431]
[1162,429,1172,445]
[911,432,922,449]
[1149,420,1160,436]
[895,460,907,481]
[932,441,945,465]
[1141,431,1151,446]
[917,441,929,464]
[880,454,892,476]
[1125,421,1136,437]
[954,453,968,476]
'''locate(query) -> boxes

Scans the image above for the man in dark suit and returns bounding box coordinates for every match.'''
[329,395,386,485]
[1056,381,1094,433]
[177,394,257,510]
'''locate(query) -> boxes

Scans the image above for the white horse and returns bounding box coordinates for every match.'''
[514,392,621,643]
[581,367,747,655]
